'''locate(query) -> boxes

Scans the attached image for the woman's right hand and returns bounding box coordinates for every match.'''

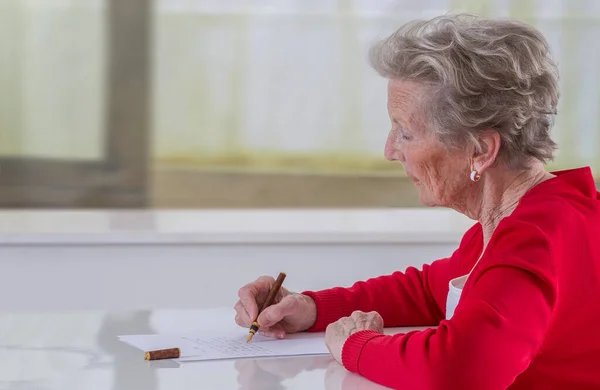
[234,275,317,339]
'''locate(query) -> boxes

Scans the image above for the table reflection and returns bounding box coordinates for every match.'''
[235,355,333,390]
[96,311,170,390]
[324,360,391,390]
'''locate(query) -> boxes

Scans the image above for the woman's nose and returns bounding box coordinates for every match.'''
[384,132,405,162]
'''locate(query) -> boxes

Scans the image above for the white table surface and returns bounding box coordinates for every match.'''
[0,209,459,389]
[0,307,407,390]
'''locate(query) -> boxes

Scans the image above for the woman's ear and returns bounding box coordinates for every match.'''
[472,130,501,174]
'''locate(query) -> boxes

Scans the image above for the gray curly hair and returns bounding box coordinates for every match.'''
[369,13,559,171]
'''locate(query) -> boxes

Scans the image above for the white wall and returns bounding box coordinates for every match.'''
[0,242,458,311]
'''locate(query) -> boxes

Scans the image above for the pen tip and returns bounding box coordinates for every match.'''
[246,334,252,343]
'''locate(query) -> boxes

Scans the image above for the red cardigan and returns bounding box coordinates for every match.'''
[303,167,600,390]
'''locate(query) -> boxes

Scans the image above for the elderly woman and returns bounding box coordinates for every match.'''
[234,13,600,390]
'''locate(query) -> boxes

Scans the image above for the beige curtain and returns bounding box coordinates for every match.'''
[0,0,106,160]
[152,0,600,175]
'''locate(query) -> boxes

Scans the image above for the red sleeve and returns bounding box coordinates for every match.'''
[341,221,557,390]
[301,225,481,331]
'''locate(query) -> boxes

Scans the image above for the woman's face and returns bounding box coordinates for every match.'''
[384,79,472,208]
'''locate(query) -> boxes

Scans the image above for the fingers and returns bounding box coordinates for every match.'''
[348,310,384,332]
[258,323,286,339]
[350,310,369,319]
[351,310,382,321]
[237,276,275,322]
[256,294,297,328]
[234,300,252,327]
[371,312,384,329]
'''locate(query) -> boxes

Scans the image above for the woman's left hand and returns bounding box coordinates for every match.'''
[325,311,384,364]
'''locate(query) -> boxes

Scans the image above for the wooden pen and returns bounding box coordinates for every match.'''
[246,272,286,342]
[144,347,180,360]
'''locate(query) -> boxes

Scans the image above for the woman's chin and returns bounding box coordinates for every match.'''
[419,197,437,207]
[416,189,438,207]
[410,179,437,206]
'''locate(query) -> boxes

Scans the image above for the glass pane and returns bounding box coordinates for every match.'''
[150,0,600,207]
[0,0,106,160]
[152,0,397,176]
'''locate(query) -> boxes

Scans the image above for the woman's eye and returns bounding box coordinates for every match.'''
[391,122,411,142]
[399,128,411,141]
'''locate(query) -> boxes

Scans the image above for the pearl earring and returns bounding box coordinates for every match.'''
[470,170,481,182]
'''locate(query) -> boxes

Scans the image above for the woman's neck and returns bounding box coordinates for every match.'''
[469,162,554,247]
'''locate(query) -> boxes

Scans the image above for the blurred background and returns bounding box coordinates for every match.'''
[0,0,598,209]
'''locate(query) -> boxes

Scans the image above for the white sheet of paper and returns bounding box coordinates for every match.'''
[118,326,431,362]
[119,330,328,361]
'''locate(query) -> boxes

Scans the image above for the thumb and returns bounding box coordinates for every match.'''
[256,306,282,328]
[256,295,295,327]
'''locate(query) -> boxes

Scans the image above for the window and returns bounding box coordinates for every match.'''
[0,0,150,208]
